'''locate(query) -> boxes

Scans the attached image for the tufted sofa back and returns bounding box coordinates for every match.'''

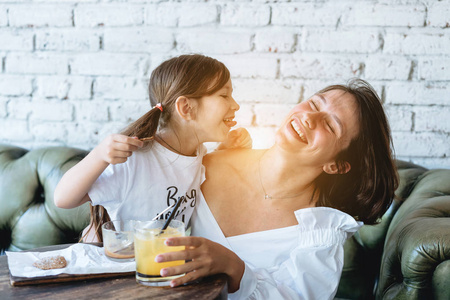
[0,144,90,254]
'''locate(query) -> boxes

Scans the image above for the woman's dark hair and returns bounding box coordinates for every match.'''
[82,54,230,242]
[314,79,399,225]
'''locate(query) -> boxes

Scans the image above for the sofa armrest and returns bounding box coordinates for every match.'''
[376,169,450,300]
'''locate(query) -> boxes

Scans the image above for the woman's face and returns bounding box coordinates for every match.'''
[275,89,360,170]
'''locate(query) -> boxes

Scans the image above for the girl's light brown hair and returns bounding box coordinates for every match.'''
[82,54,230,242]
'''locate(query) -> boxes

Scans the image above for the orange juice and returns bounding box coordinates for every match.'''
[135,228,185,276]
[134,220,185,286]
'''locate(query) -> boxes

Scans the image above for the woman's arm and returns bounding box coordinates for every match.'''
[54,134,143,208]
[155,236,245,292]
[158,236,346,300]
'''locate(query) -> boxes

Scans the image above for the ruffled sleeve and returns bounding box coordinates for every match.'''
[294,207,363,247]
[229,207,363,300]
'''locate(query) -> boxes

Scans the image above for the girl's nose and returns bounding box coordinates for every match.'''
[231,97,240,111]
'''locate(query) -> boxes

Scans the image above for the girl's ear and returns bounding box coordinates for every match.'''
[174,96,196,121]
[323,161,351,175]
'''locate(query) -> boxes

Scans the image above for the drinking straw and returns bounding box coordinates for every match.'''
[152,203,175,221]
[160,197,183,233]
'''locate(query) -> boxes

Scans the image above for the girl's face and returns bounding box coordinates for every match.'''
[194,79,240,143]
[275,89,360,169]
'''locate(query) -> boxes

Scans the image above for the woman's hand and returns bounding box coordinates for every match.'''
[155,236,245,292]
[93,134,143,165]
[216,128,252,150]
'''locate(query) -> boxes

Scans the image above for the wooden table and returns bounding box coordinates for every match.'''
[0,244,228,299]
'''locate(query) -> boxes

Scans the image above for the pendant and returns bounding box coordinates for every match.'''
[264,194,272,200]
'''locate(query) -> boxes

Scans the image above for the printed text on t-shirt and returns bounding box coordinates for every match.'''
[154,186,197,223]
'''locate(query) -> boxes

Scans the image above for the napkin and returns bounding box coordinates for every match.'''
[6,243,135,278]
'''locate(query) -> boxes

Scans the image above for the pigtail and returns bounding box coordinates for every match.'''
[121,104,163,139]
[79,204,111,243]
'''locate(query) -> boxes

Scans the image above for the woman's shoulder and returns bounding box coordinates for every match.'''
[202,149,261,185]
[203,149,257,170]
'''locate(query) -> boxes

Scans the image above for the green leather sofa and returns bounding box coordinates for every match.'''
[0,144,90,253]
[337,161,450,300]
[1,144,449,299]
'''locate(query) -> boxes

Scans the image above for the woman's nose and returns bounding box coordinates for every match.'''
[302,111,322,129]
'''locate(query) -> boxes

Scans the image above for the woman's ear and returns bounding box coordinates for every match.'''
[174,96,196,121]
[323,161,351,175]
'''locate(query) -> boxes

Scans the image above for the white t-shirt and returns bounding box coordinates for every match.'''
[191,193,363,300]
[89,141,207,225]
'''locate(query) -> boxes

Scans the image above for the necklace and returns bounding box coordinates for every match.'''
[258,150,312,200]
[156,135,185,155]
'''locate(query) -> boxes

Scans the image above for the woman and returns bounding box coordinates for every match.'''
[155,79,398,299]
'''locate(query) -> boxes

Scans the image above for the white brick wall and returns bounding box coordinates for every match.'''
[221,4,270,26]
[0,29,34,51]
[6,53,68,75]
[0,0,449,169]
[0,7,7,27]
[272,3,344,27]
[9,4,73,27]
[176,30,253,54]
[303,29,381,53]
[69,53,149,76]
[35,29,101,52]
[74,5,144,27]
[103,28,174,53]
[155,3,218,27]
[343,3,426,27]
[428,1,450,27]
[0,75,33,96]
[280,54,363,80]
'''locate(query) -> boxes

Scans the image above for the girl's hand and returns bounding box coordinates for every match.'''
[93,134,143,165]
[155,236,245,293]
[216,128,252,150]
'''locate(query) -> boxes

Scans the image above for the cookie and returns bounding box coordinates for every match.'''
[33,255,67,270]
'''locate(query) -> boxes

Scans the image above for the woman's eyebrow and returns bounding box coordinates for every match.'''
[316,94,344,134]
[332,115,344,135]
[317,94,327,104]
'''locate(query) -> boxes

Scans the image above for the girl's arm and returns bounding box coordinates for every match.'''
[216,128,252,150]
[54,134,143,209]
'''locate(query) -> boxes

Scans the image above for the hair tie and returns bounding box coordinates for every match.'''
[155,103,163,112]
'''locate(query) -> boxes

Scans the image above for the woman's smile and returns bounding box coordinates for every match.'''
[290,119,308,143]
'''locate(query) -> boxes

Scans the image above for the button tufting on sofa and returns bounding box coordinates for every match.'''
[0,144,90,254]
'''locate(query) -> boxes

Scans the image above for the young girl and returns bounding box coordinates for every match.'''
[54,54,251,242]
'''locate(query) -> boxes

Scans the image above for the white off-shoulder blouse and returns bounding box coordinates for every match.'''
[191,193,363,300]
